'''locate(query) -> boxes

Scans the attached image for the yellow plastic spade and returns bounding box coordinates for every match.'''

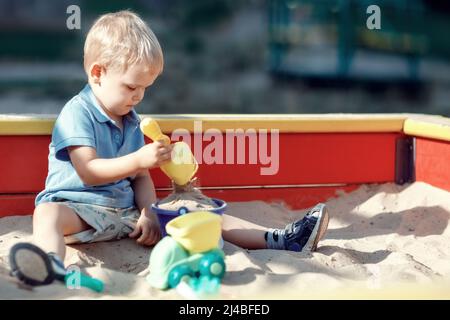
[140,118,198,185]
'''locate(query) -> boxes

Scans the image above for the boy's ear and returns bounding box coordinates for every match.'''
[89,63,104,84]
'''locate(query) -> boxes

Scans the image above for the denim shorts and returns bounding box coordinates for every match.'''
[60,201,140,244]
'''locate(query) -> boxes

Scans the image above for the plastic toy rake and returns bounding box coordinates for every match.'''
[9,242,104,293]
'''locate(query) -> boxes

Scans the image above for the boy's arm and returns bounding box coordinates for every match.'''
[68,142,171,186]
[129,169,161,245]
[132,169,157,211]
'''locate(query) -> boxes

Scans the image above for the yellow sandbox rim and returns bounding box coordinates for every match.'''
[404,115,450,142]
[0,113,449,142]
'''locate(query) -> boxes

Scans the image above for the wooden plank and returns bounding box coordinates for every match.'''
[0,194,36,217]
[0,185,358,217]
[0,133,399,193]
[415,137,450,192]
[149,133,399,187]
[193,185,359,210]
[0,114,407,135]
[404,116,450,142]
[0,136,50,193]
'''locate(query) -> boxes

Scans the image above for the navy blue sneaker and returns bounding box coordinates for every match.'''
[283,203,329,252]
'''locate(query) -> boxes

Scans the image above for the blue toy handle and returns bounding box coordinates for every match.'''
[79,272,104,293]
[65,270,104,293]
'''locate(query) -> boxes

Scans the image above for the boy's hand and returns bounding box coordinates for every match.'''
[136,141,173,169]
[129,211,161,246]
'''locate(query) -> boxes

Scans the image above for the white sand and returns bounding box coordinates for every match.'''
[1,181,450,299]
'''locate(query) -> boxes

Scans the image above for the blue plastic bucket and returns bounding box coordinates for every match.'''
[151,198,227,237]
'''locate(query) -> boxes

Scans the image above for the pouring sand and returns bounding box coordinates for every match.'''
[156,179,218,212]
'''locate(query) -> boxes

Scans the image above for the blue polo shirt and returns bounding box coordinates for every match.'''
[35,84,145,208]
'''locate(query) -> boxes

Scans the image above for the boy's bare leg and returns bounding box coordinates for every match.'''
[221,214,268,249]
[33,203,91,260]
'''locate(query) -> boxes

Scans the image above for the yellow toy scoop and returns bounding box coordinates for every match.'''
[140,118,198,186]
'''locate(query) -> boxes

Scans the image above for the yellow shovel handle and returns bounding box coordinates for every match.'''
[140,118,171,145]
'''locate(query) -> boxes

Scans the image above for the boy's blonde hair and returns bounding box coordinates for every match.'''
[84,10,163,75]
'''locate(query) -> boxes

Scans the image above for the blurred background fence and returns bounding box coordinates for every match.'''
[1,0,449,115]
[269,0,450,82]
